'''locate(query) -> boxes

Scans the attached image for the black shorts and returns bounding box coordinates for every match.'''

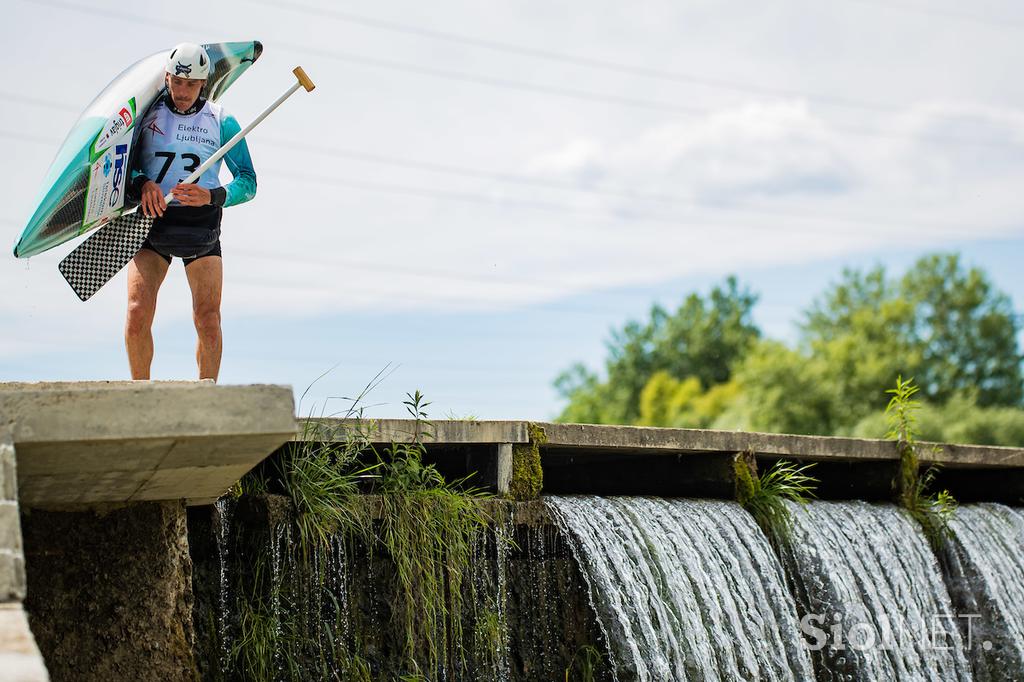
[140,238,222,266]
[140,204,223,266]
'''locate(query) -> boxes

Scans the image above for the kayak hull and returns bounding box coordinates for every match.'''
[14,40,262,259]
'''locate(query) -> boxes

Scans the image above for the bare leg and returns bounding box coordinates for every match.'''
[125,250,170,380]
[185,256,223,381]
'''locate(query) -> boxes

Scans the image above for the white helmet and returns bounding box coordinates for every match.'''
[166,42,210,80]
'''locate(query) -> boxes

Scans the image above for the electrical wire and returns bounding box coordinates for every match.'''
[0,125,994,244]
[253,0,901,113]
[23,0,1019,149]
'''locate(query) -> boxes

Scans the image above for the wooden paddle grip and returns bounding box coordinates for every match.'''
[293,67,315,92]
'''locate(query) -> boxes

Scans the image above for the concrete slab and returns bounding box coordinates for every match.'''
[0,382,295,508]
[135,463,256,505]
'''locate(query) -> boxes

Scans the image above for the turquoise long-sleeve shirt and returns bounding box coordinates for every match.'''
[214,112,256,208]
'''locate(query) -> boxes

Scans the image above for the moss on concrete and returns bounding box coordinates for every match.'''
[22,501,198,682]
[507,423,547,501]
[733,452,757,507]
[895,439,919,509]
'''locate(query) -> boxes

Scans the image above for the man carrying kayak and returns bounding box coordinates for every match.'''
[125,42,256,381]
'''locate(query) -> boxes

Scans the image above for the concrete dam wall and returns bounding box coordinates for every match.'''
[1,381,1022,680]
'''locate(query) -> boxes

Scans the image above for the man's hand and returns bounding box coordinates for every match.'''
[140,180,166,218]
[171,183,212,207]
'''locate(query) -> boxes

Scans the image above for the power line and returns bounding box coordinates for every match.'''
[256,136,978,233]
[0,125,992,243]
[29,0,195,32]
[26,0,703,116]
[254,0,899,115]
[259,136,699,207]
[262,167,983,242]
[234,244,568,294]
[1,92,1013,238]
[272,42,1016,149]
[0,122,916,234]
[2,78,1018,235]
[24,0,1017,149]
[288,43,713,117]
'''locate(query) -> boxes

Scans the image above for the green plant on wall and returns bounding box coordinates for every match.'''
[233,595,278,682]
[886,376,958,546]
[565,644,605,682]
[472,608,507,681]
[280,418,378,557]
[735,455,818,540]
[231,555,296,682]
[228,384,510,679]
[375,390,496,676]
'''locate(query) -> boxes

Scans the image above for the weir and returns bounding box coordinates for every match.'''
[778,501,972,681]
[940,504,1024,678]
[546,497,814,681]
[0,381,1021,680]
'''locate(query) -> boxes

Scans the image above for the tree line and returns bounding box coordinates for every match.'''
[554,253,1024,446]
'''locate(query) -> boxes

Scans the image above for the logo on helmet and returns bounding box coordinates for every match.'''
[174,61,192,77]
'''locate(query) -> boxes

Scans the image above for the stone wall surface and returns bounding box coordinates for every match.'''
[21,502,196,682]
[0,434,47,682]
[0,438,25,602]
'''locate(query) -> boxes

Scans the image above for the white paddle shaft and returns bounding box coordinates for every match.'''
[161,81,301,201]
[125,67,314,216]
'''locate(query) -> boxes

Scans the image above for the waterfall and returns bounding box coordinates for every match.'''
[779,500,973,681]
[212,497,235,673]
[546,496,815,682]
[941,503,1024,680]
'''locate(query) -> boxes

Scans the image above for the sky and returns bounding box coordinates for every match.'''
[1,0,1023,420]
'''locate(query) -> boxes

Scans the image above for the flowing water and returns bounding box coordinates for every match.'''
[941,503,1024,680]
[780,500,973,681]
[199,495,1024,680]
[546,495,815,682]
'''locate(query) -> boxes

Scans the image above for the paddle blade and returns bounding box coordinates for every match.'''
[58,212,153,301]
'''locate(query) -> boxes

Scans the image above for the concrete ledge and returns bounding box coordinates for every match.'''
[289,419,1024,500]
[537,422,1024,468]
[1,382,295,507]
[301,419,1024,469]
[301,418,530,445]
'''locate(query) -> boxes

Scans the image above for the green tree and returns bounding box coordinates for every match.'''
[555,277,760,424]
[800,266,922,428]
[638,373,703,427]
[555,253,1023,436]
[722,341,835,435]
[900,253,1023,406]
[636,373,741,428]
[803,253,1022,418]
[851,393,1024,447]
